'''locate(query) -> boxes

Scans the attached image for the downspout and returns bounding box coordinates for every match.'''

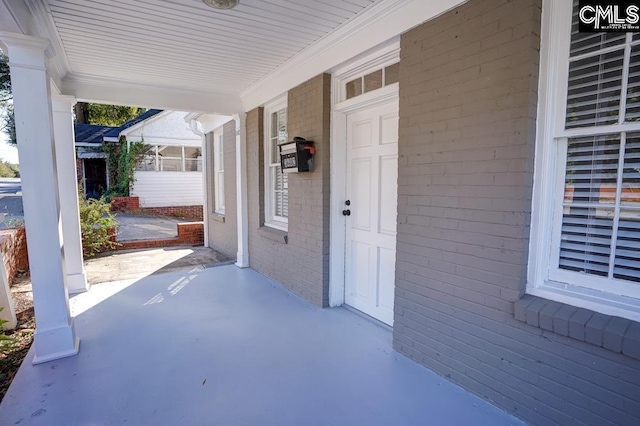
[189,118,209,248]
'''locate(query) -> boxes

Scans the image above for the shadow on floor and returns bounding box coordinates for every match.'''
[85,246,234,285]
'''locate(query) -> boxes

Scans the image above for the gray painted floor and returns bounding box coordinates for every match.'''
[0,266,525,426]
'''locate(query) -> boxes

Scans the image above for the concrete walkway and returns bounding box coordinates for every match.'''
[0,266,525,426]
[115,214,188,242]
[85,246,234,285]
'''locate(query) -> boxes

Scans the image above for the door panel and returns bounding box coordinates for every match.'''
[344,100,399,326]
[351,158,372,231]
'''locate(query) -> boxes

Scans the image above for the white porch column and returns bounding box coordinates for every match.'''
[234,113,249,268]
[52,94,89,294]
[188,118,209,248]
[0,32,79,364]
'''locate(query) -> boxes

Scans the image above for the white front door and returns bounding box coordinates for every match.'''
[344,100,399,326]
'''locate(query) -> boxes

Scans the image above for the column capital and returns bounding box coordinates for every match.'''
[51,94,77,113]
[0,32,52,68]
[0,32,49,51]
[233,112,246,132]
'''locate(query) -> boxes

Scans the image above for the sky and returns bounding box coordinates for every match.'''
[0,130,19,164]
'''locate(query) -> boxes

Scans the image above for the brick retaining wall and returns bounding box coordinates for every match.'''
[113,222,204,250]
[0,227,29,285]
[110,196,203,221]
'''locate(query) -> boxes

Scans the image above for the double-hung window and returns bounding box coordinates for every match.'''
[264,97,288,230]
[213,132,225,215]
[531,0,640,321]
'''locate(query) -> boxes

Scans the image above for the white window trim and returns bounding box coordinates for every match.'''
[213,130,225,215]
[263,95,288,231]
[528,0,640,322]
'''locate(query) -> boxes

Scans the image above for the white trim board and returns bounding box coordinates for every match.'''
[60,75,243,115]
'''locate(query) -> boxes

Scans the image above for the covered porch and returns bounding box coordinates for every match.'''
[1,264,523,425]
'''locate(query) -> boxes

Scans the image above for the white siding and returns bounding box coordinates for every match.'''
[123,111,201,146]
[132,171,203,207]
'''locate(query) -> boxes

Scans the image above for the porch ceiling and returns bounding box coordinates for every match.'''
[2,0,467,112]
[47,0,377,94]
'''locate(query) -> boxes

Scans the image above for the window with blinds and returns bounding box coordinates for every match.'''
[265,104,288,228]
[558,2,640,286]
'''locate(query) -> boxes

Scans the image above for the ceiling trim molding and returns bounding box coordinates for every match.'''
[24,0,71,85]
[0,0,36,37]
[61,74,243,115]
[240,0,469,111]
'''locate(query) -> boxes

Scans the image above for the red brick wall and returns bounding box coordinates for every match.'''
[138,206,204,221]
[114,222,204,250]
[110,196,140,212]
[76,158,83,185]
[110,196,203,221]
[0,227,29,285]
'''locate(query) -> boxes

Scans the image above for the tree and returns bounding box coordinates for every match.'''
[0,52,15,145]
[1,51,145,141]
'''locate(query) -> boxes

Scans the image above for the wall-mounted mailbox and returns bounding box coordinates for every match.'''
[279,136,315,173]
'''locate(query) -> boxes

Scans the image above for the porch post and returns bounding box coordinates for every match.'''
[51,94,89,294]
[234,113,249,268]
[0,32,79,364]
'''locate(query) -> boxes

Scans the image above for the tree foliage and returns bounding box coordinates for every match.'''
[0,160,19,178]
[86,103,144,126]
[0,52,15,145]
[103,136,152,198]
[1,52,145,143]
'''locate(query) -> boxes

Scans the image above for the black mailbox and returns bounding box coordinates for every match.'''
[279,136,315,173]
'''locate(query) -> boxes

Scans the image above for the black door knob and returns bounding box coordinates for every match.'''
[342,209,351,216]
[345,200,351,206]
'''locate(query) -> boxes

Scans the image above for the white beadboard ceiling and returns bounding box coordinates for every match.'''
[46,0,379,94]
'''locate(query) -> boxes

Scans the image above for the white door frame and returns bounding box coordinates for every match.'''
[329,40,400,307]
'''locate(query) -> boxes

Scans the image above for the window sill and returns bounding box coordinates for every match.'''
[211,213,225,223]
[514,295,640,361]
[258,226,288,244]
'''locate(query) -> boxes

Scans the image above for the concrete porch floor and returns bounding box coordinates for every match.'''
[0,266,525,426]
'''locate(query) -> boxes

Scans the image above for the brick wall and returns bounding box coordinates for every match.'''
[246,74,331,307]
[206,120,238,259]
[76,158,83,184]
[0,227,29,285]
[110,196,203,221]
[114,222,204,250]
[393,0,640,425]
[137,206,203,221]
[110,196,140,211]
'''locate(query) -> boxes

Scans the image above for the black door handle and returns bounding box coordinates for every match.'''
[342,209,351,216]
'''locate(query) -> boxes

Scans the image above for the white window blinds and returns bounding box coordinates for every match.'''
[558,2,640,285]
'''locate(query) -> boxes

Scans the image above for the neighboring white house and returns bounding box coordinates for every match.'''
[121,110,203,208]
[75,110,203,210]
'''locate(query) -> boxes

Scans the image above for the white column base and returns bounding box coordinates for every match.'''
[235,252,249,269]
[0,259,17,329]
[32,318,79,365]
[66,272,89,295]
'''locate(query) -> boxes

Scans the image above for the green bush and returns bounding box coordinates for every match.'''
[78,188,119,257]
[0,308,15,353]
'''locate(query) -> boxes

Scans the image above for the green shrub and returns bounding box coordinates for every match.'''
[0,308,15,353]
[78,188,119,257]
